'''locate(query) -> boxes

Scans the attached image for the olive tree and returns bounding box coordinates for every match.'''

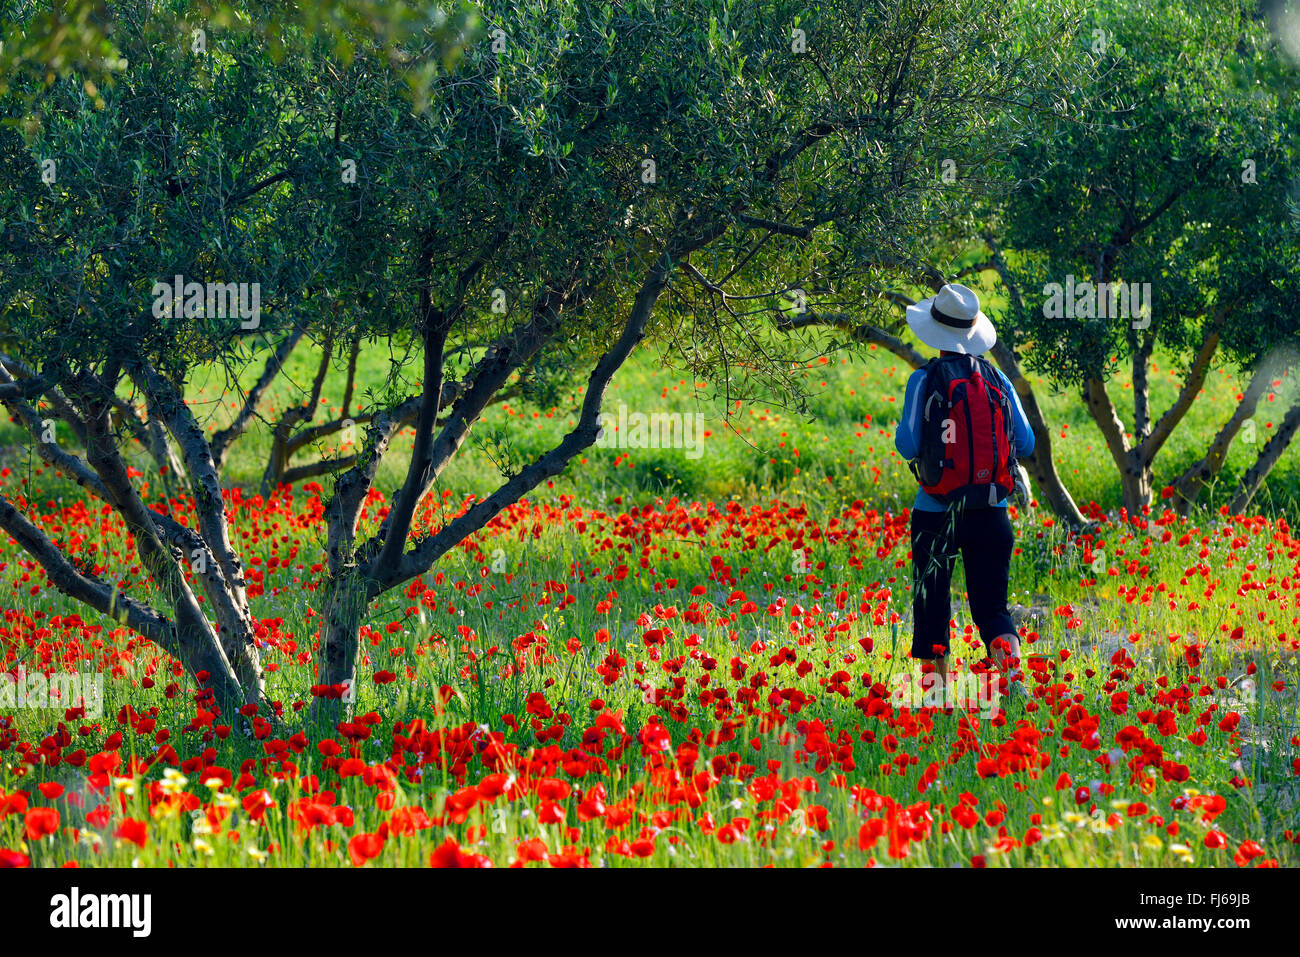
[986,0,1300,515]
[1,0,1085,720]
[782,0,1300,524]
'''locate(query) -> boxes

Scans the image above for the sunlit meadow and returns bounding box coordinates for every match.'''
[2,338,1298,868]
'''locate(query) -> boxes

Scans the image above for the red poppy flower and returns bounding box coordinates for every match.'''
[1233,840,1265,867]
[242,789,275,822]
[430,838,491,868]
[24,807,59,841]
[115,818,148,848]
[348,832,385,867]
[515,838,547,864]
[0,790,30,819]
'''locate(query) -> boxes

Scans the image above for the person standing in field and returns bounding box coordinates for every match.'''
[893,283,1034,704]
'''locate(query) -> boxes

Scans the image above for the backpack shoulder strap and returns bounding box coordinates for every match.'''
[926,354,962,377]
[975,356,1019,455]
[975,357,1012,398]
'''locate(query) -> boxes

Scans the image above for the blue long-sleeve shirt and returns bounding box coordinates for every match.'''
[895,363,1035,511]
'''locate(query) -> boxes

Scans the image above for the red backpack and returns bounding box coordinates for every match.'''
[909,355,1017,506]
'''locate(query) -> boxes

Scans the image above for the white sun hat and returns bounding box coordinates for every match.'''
[904,282,997,355]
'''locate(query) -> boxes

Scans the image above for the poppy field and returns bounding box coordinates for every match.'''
[1,351,1298,870]
[3,0,1300,890]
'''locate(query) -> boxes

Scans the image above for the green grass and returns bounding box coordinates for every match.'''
[1,330,1297,869]
[5,319,1296,516]
[171,326,1300,519]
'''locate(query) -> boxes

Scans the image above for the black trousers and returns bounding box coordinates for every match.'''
[910,505,1016,659]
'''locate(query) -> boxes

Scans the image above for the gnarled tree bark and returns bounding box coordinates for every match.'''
[1171,360,1273,514]
[1230,396,1300,514]
[312,231,701,719]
